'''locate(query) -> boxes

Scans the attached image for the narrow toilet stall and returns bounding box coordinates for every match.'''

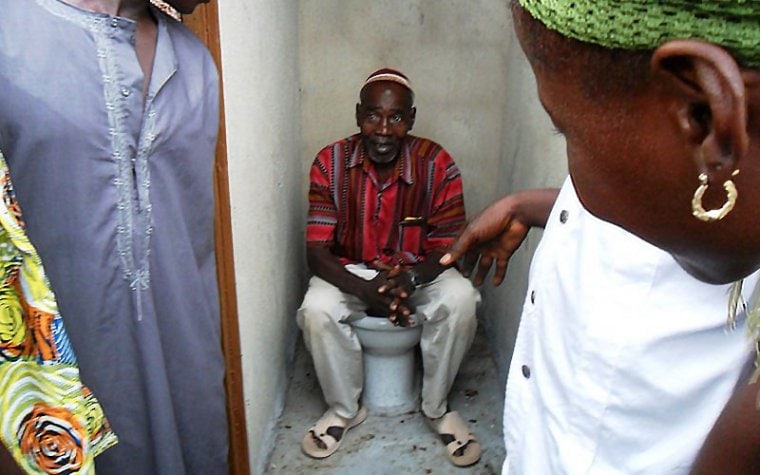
[206,0,568,471]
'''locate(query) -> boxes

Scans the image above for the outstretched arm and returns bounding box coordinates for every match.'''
[439,188,559,286]
[691,376,760,474]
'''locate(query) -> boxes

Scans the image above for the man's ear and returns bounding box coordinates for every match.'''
[356,103,362,128]
[408,107,416,131]
[651,40,749,176]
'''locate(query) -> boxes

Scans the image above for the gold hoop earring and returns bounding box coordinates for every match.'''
[691,170,739,222]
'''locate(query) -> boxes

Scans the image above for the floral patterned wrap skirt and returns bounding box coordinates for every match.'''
[0,150,117,474]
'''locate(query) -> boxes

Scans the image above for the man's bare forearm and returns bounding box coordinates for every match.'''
[307,246,371,298]
[509,188,559,229]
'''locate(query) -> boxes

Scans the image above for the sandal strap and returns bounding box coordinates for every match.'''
[436,411,472,443]
[306,409,346,451]
[311,409,342,434]
[432,411,477,456]
[428,410,481,466]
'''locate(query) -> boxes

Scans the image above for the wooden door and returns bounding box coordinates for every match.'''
[183,3,251,474]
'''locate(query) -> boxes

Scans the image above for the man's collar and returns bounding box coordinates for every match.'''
[349,136,414,185]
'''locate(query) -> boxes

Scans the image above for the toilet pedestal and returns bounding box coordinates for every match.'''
[361,344,420,416]
[350,315,422,416]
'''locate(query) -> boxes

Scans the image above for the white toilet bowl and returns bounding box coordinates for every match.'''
[350,314,422,416]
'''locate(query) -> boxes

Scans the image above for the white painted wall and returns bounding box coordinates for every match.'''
[216,1,303,472]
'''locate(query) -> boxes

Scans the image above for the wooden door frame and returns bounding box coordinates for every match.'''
[184,4,250,474]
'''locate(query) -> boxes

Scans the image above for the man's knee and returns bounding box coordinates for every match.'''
[297,300,343,342]
[298,278,346,333]
[444,304,478,338]
[437,272,480,315]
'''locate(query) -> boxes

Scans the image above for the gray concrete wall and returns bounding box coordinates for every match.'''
[300,0,512,215]
[217,1,303,472]
[481,24,567,380]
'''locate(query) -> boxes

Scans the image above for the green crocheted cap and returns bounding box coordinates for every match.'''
[518,0,760,68]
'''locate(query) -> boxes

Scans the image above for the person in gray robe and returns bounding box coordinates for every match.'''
[0,1,228,473]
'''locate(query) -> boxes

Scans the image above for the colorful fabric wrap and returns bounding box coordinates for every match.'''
[0,150,117,474]
[518,0,760,68]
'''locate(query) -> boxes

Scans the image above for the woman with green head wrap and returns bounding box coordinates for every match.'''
[440,0,760,473]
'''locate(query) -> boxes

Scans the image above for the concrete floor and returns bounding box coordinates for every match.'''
[266,322,506,475]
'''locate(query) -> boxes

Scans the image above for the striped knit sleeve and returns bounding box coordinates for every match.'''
[306,147,337,247]
[425,148,466,252]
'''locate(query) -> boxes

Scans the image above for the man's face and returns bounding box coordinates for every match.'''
[356,82,416,166]
[164,0,208,14]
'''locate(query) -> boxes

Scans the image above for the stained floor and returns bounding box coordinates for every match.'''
[266,323,506,475]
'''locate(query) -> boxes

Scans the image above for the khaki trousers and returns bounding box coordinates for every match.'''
[297,267,480,420]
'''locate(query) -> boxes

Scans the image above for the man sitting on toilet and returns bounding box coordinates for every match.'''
[297,68,482,467]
